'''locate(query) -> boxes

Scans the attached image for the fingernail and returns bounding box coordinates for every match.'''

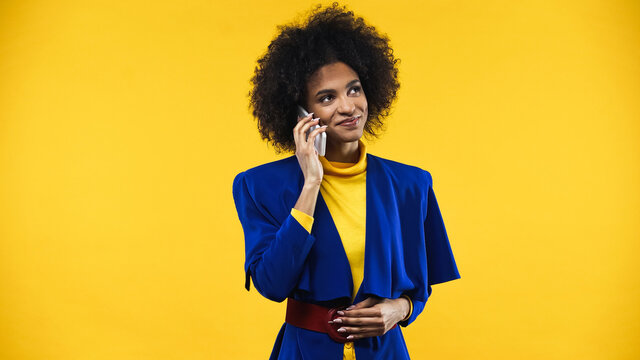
[346,306,354,310]
[312,117,320,122]
[333,318,342,323]
[337,311,344,316]
[337,328,346,333]
[347,335,354,340]
[321,125,328,128]
[328,320,333,324]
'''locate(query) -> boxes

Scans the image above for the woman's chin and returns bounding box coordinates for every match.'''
[328,130,364,145]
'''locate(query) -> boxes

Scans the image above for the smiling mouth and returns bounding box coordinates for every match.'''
[337,115,362,126]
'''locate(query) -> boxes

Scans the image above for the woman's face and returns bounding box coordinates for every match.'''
[303,62,368,147]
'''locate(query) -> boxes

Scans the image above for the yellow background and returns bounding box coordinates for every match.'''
[1,0,638,359]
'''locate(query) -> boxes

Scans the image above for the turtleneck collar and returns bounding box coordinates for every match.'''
[319,139,367,176]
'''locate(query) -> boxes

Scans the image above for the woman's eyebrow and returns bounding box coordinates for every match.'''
[345,79,361,88]
[315,79,361,97]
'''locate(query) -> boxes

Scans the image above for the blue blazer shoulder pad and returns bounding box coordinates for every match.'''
[367,154,433,189]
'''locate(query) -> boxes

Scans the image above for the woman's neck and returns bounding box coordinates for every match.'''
[324,140,360,163]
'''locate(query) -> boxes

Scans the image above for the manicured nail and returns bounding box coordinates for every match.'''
[333,318,342,323]
[312,117,320,122]
[346,306,354,310]
[321,125,328,128]
[347,335,354,340]
[328,320,333,324]
[337,311,345,316]
[337,328,346,333]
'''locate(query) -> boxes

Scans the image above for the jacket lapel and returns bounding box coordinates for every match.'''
[355,154,396,302]
[301,190,354,302]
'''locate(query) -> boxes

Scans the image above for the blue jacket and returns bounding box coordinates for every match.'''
[232,153,460,359]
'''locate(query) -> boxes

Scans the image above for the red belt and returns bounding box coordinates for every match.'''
[285,297,396,344]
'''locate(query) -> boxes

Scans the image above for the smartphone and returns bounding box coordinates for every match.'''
[297,105,326,156]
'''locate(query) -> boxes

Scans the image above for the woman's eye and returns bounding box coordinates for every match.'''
[320,95,334,103]
[349,86,361,94]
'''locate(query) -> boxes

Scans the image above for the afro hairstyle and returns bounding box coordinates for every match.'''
[249,2,400,153]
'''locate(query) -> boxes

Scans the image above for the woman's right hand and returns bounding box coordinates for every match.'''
[293,113,327,187]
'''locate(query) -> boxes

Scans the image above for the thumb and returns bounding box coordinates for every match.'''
[346,297,377,311]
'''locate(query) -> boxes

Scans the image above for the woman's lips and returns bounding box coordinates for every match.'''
[338,115,361,127]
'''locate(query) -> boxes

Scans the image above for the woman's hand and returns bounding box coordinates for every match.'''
[329,296,411,340]
[293,113,327,187]
[291,113,327,217]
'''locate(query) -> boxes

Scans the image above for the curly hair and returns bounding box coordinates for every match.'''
[249,2,400,153]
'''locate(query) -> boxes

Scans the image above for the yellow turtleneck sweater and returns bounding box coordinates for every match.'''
[318,143,368,301]
[290,140,411,360]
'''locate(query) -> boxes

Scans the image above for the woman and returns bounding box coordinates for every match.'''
[232,3,460,359]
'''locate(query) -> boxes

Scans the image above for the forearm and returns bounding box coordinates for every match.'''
[250,184,320,299]
[234,172,317,302]
[293,182,321,217]
[247,214,316,302]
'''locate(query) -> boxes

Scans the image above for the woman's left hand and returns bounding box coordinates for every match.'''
[330,296,410,340]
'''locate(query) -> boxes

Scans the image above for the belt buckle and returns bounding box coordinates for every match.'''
[325,305,350,344]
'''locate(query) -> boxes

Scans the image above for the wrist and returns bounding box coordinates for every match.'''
[294,181,321,217]
[303,179,322,189]
[398,296,412,322]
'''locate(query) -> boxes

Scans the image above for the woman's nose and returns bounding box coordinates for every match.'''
[337,97,356,114]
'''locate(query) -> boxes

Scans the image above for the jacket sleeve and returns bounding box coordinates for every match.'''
[232,171,317,303]
[399,173,460,327]
[398,288,430,327]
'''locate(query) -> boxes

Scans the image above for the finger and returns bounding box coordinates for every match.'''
[296,118,321,148]
[293,115,316,146]
[337,326,384,339]
[337,326,380,334]
[334,316,384,327]
[341,307,383,318]
[293,113,314,138]
[293,113,314,137]
[306,125,327,145]
[298,117,321,139]
[345,328,385,340]
[296,112,314,123]
[346,297,378,311]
